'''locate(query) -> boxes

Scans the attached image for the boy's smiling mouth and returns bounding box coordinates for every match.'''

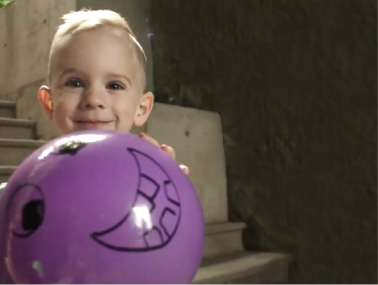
[73,120,115,129]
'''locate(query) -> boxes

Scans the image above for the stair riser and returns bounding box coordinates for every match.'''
[0,172,12,183]
[0,145,40,165]
[0,107,15,118]
[0,124,35,139]
[193,262,289,284]
[224,262,289,284]
[204,230,244,258]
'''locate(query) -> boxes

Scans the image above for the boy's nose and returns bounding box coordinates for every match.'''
[80,89,107,110]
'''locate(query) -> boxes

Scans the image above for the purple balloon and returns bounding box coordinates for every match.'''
[0,130,204,284]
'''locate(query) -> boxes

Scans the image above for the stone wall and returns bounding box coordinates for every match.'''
[150,0,377,283]
[0,0,76,139]
[0,0,76,96]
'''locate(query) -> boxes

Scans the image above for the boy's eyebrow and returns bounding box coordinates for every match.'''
[107,72,132,86]
[58,68,132,86]
[59,67,77,76]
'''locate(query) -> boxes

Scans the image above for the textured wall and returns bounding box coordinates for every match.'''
[150,0,377,283]
[0,0,76,95]
[0,0,76,139]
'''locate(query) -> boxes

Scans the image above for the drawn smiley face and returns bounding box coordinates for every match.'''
[6,138,181,253]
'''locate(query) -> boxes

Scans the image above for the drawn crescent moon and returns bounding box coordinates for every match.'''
[91,148,181,252]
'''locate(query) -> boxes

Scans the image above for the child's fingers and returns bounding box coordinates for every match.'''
[139,132,187,175]
[140,133,176,160]
[139,132,160,147]
[180,165,189,176]
[161,144,176,160]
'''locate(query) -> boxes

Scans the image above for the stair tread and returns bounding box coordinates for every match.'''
[206,221,246,235]
[0,101,15,108]
[0,138,45,146]
[194,251,292,284]
[0,166,17,173]
[0,117,35,126]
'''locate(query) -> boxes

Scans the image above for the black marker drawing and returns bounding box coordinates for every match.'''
[91,148,181,252]
[5,146,181,254]
[58,140,87,155]
[6,183,45,238]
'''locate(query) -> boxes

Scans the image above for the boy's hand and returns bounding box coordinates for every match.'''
[139,133,189,176]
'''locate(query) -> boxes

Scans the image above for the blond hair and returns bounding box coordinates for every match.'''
[48,9,147,89]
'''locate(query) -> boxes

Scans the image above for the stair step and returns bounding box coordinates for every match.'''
[0,166,16,183]
[194,251,292,284]
[204,222,246,258]
[0,101,16,118]
[0,138,45,165]
[0,117,35,139]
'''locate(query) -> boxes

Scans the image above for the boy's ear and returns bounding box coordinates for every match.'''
[134,92,154,127]
[38,85,53,121]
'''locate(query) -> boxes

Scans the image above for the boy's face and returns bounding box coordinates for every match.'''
[39,27,153,135]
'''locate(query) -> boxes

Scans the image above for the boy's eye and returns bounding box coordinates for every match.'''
[107,82,125,90]
[64,78,84,88]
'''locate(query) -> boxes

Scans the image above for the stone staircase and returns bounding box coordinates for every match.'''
[0,100,292,283]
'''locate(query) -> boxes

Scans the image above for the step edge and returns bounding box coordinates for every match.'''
[0,138,46,146]
[194,252,292,284]
[0,166,17,173]
[0,117,35,126]
[0,101,15,108]
[205,222,246,235]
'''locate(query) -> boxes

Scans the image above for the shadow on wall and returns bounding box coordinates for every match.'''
[150,0,377,283]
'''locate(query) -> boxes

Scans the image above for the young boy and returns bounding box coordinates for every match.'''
[38,9,189,174]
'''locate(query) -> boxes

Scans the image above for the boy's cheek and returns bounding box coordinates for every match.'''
[52,107,66,125]
[52,101,73,123]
